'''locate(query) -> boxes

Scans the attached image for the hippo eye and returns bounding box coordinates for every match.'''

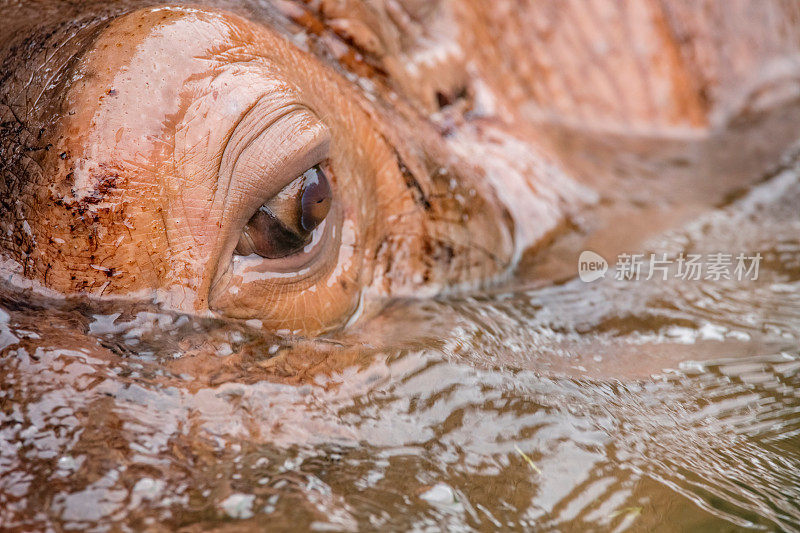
[234,163,333,259]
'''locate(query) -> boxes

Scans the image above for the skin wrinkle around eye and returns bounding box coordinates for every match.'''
[175,74,303,244]
[176,69,355,330]
[37,7,416,333]
[213,106,332,286]
[152,15,376,332]
[172,67,332,298]
[225,107,331,221]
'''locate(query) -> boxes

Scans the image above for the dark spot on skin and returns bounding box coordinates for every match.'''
[668,157,691,167]
[434,242,455,265]
[395,156,431,211]
[421,239,435,283]
[436,86,469,110]
[92,173,118,196]
[107,88,117,96]
[59,151,67,159]
[437,117,457,138]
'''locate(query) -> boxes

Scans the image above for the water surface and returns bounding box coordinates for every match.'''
[3,159,800,531]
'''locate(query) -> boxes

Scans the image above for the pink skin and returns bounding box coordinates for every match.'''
[5,6,517,335]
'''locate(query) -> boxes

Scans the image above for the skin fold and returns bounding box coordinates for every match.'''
[1,0,799,335]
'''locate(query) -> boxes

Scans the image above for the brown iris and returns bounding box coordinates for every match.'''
[234,164,333,259]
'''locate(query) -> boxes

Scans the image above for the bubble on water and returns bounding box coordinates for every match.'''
[57,455,80,471]
[131,478,165,506]
[220,493,255,519]
[263,494,279,514]
[0,306,18,350]
[419,483,457,505]
[727,330,751,341]
[698,323,727,341]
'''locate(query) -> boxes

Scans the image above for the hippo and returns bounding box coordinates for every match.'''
[2,0,800,337]
[5,3,800,530]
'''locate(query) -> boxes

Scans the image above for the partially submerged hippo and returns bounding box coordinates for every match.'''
[2,0,800,335]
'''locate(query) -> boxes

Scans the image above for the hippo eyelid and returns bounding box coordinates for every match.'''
[210,94,332,291]
[225,102,308,170]
[230,113,330,213]
[219,99,327,200]
[217,97,331,220]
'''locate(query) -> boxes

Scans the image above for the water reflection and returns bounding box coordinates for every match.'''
[3,165,800,530]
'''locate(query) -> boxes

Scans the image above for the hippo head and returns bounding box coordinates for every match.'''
[1,2,585,334]
[12,1,793,337]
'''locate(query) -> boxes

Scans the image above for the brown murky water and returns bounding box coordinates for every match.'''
[3,156,800,530]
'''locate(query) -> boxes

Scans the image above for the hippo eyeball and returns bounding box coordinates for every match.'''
[235,163,334,259]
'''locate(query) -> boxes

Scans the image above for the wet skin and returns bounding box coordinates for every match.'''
[0,1,523,335]
[4,6,800,529]
[2,1,800,336]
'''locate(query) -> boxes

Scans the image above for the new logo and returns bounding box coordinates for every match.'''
[578,250,607,282]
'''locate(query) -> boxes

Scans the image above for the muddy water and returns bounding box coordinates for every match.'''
[3,159,800,531]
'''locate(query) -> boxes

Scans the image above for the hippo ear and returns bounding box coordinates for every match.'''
[278,0,466,115]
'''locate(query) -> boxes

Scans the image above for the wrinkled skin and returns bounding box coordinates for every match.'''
[2,0,800,336]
